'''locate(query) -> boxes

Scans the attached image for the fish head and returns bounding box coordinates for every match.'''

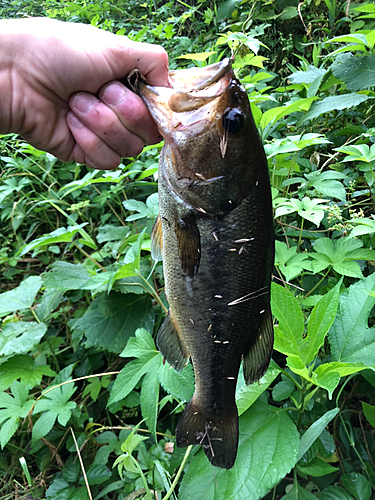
[139,58,267,215]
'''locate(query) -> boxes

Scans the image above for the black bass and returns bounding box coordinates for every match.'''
[138,58,274,469]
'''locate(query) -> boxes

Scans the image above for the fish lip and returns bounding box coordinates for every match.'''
[138,59,234,135]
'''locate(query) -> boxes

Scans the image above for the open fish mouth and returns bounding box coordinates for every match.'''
[137,58,234,136]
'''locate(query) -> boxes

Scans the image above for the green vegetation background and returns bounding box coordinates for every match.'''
[0,0,375,499]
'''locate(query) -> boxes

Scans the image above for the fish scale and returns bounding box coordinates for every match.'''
[138,58,274,469]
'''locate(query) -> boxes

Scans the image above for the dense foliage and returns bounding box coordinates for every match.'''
[1,0,375,499]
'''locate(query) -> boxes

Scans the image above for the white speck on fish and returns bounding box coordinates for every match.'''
[229,248,236,252]
[214,340,221,343]
[190,318,195,324]
[215,295,223,299]
[256,181,259,186]
[207,324,212,332]
[212,232,218,241]
[228,286,269,306]
[260,309,265,314]
[227,377,235,380]
[223,341,229,344]
[197,207,207,213]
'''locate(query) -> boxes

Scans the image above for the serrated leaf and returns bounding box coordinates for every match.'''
[297,456,339,476]
[329,273,375,364]
[81,464,112,485]
[236,359,281,415]
[33,383,77,441]
[271,283,305,360]
[0,276,42,316]
[332,55,375,91]
[158,362,194,402]
[0,321,47,356]
[96,224,130,243]
[42,262,90,291]
[0,355,56,390]
[274,241,313,282]
[179,400,299,500]
[0,381,34,448]
[300,93,369,123]
[317,485,357,500]
[288,66,327,84]
[75,292,154,353]
[35,288,64,321]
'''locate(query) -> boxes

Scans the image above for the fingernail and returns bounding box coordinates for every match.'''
[102,83,126,105]
[67,112,83,129]
[73,93,96,113]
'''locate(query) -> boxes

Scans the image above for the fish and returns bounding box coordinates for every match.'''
[137,58,274,469]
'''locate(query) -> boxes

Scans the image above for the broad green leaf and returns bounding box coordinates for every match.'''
[301,279,342,365]
[305,171,347,201]
[297,456,339,476]
[120,327,158,359]
[272,378,296,402]
[317,485,356,500]
[179,400,299,500]
[236,359,281,415]
[329,273,375,364]
[42,262,90,291]
[362,401,375,428]
[271,283,305,360]
[158,362,195,402]
[288,65,326,85]
[0,355,56,391]
[260,97,317,130]
[18,224,88,257]
[96,224,130,243]
[298,408,339,460]
[0,321,47,356]
[140,371,159,438]
[0,276,42,316]
[35,288,64,321]
[274,241,313,282]
[81,464,112,485]
[327,34,368,46]
[281,481,318,499]
[274,197,329,226]
[33,383,77,441]
[314,362,374,398]
[300,93,369,123]
[75,292,155,353]
[178,51,216,61]
[0,381,34,448]
[342,472,372,500]
[332,56,375,91]
[335,144,375,163]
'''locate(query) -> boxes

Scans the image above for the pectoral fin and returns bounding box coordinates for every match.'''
[157,310,190,372]
[175,214,201,277]
[151,215,163,262]
[243,305,273,385]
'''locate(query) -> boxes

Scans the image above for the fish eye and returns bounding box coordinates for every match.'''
[222,109,244,134]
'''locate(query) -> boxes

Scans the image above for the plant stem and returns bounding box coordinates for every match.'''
[304,269,330,299]
[129,454,153,500]
[162,445,192,500]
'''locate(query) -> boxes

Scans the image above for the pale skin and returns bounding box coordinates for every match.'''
[0,17,169,169]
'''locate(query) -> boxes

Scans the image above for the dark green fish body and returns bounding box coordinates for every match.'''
[139,59,274,469]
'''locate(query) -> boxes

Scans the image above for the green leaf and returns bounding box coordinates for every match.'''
[288,66,327,85]
[317,485,356,500]
[0,355,56,391]
[305,171,347,201]
[0,276,42,316]
[35,288,64,321]
[274,241,313,282]
[272,378,296,401]
[75,292,154,353]
[158,362,194,402]
[18,224,88,257]
[261,97,317,130]
[178,51,216,61]
[140,371,159,438]
[342,472,372,500]
[300,93,369,123]
[0,322,47,356]
[179,400,299,500]
[297,456,339,476]
[96,224,130,243]
[271,283,305,360]
[332,56,375,91]
[298,408,339,460]
[362,401,375,428]
[236,359,281,415]
[329,273,375,364]
[302,279,342,365]
[82,464,112,485]
[42,262,90,291]
[281,481,318,499]
[0,381,34,448]
[32,383,77,441]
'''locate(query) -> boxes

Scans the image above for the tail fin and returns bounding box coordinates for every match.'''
[175,400,238,469]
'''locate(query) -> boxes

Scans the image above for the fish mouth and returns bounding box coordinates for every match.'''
[138,58,233,137]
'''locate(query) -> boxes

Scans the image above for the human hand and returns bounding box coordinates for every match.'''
[0,17,169,169]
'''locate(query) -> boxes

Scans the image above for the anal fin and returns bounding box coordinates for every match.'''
[151,215,163,262]
[243,305,273,385]
[157,310,189,372]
